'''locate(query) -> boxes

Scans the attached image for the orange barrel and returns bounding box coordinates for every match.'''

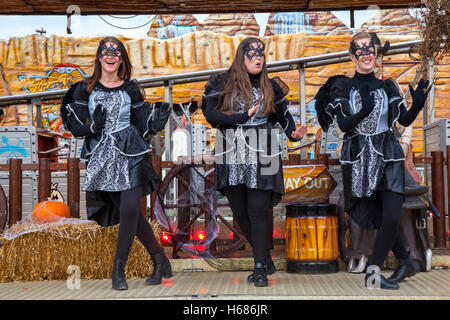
[285,203,339,273]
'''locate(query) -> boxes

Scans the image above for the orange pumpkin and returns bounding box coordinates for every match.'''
[32,201,70,223]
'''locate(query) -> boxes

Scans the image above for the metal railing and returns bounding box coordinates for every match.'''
[0,39,423,159]
[0,39,421,106]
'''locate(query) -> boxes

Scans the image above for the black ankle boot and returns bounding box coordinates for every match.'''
[112,258,128,290]
[145,252,173,285]
[266,254,277,275]
[365,267,399,290]
[247,253,276,283]
[254,263,268,287]
[387,258,418,283]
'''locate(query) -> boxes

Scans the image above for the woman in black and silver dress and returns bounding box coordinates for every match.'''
[322,32,431,290]
[203,37,307,287]
[61,37,172,290]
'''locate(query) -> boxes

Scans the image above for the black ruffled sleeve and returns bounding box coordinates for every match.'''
[384,78,420,127]
[330,77,369,132]
[128,79,145,109]
[314,75,348,132]
[202,73,250,128]
[330,76,351,116]
[127,80,154,139]
[270,77,300,142]
[64,80,94,138]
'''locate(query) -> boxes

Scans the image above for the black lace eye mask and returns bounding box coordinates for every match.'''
[244,41,265,60]
[350,40,376,60]
[99,42,123,59]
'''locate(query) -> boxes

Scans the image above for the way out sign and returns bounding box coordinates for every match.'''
[281,165,337,204]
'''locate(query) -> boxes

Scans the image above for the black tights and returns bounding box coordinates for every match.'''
[223,185,273,265]
[107,187,163,262]
[368,190,409,268]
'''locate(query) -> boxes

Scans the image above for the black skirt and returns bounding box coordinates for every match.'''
[342,159,405,230]
[214,121,285,208]
[86,153,159,227]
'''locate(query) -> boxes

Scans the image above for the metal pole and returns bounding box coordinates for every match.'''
[350,9,355,29]
[298,64,307,159]
[38,157,51,202]
[26,99,33,126]
[8,158,22,225]
[32,98,43,129]
[431,151,446,248]
[427,59,435,123]
[67,158,80,218]
[164,80,173,162]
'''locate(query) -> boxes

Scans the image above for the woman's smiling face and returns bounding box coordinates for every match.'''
[99,41,122,74]
[350,38,377,74]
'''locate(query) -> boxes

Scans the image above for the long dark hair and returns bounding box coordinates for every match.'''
[86,37,133,93]
[220,37,275,116]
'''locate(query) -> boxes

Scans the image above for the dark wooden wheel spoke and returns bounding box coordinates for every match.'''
[156,162,246,258]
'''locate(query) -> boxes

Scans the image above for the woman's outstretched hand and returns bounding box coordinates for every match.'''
[409,78,432,109]
[291,125,308,140]
[248,105,260,117]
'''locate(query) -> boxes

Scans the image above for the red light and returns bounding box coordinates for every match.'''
[273,229,280,239]
[195,231,205,241]
[161,232,170,243]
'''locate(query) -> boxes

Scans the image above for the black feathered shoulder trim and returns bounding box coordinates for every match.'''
[314,75,348,132]
[60,80,85,131]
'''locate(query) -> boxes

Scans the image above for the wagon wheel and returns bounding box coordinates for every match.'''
[154,162,247,258]
[0,185,7,232]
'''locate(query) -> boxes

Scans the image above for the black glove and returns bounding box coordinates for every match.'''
[92,104,107,132]
[0,108,4,122]
[409,78,431,109]
[152,102,171,133]
[359,85,374,117]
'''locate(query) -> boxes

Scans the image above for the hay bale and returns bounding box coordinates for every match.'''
[0,218,162,282]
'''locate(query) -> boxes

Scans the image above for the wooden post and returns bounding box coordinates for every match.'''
[289,153,301,165]
[298,64,307,160]
[8,158,22,225]
[38,158,51,202]
[318,153,329,167]
[67,158,80,218]
[431,151,446,248]
[447,146,450,238]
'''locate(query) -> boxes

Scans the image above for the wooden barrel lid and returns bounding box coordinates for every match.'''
[286,203,336,217]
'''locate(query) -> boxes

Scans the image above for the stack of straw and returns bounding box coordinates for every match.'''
[0,219,162,282]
